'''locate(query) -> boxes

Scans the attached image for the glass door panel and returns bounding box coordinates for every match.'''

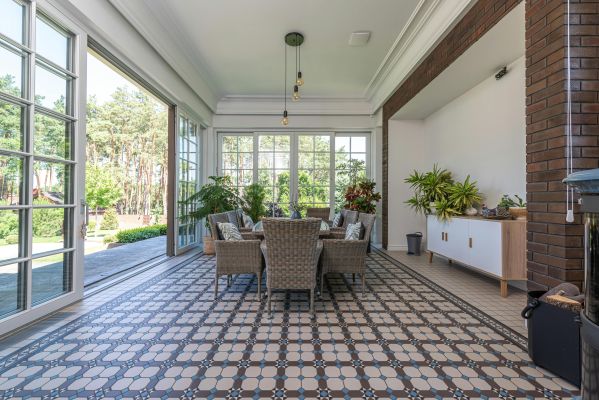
[297,134,331,212]
[258,134,290,215]
[176,116,201,252]
[0,2,80,330]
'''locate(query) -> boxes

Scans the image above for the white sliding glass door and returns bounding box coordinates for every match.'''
[0,0,84,335]
[176,114,202,253]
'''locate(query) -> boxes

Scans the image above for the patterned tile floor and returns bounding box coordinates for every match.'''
[0,250,580,399]
[384,251,528,337]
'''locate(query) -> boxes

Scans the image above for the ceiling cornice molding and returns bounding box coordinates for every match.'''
[216,96,372,116]
[109,0,219,112]
[366,0,476,113]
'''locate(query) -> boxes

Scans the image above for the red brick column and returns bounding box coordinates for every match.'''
[525,0,599,289]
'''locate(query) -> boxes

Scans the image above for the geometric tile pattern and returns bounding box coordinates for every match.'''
[0,251,580,399]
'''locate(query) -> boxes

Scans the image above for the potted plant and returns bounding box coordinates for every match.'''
[448,175,482,216]
[405,164,453,216]
[242,183,267,223]
[498,194,527,220]
[405,166,484,221]
[188,176,242,254]
[343,178,381,213]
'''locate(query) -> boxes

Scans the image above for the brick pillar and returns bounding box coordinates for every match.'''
[525,0,599,289]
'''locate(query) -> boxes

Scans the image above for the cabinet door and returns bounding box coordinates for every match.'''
[445,218,470,263]
[427,216,446,254]
[468,219,502,277]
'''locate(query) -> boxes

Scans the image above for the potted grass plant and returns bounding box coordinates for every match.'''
[188,175,242,254]
[242,183,267,223]
[498,194,527,220]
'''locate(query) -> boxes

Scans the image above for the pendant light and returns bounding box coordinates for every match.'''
[296,41,304,86]
[282,32,305,125]
[282,43,288,126]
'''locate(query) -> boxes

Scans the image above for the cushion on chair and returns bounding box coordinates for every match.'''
[252,221,263,232]
[320,220,330,231]
[344,222,363,240]
[217,222,243,241]
[242,213,254,228]
[332,213,343,227]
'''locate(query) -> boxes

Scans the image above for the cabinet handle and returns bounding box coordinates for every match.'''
[469,237,473,248]
[441,232,444,241]
[445,232,448,241]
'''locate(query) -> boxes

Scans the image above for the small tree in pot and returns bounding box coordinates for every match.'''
[242,183,267,223]
[187,176,241,254]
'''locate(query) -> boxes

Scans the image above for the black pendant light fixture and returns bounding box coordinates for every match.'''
[282,32,304,125]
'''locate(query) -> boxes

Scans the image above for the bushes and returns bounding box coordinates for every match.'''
[32,207,63,237]
[115,224,167,244]
[0,211,19,239]
[5,235,18,245]
[100,208,119,230]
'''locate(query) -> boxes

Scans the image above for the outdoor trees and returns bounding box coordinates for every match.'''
[86,87,167,218]
[85,165,122,230]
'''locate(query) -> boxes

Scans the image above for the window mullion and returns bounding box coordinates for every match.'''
[23,0,37,311]
[329,133,335,211]
[253,133,258,184]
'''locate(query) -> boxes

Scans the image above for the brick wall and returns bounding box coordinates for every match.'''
[525,0,599,289]
[382,0,522,248]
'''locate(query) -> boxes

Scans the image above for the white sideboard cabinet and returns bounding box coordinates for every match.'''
[426,215,526,297]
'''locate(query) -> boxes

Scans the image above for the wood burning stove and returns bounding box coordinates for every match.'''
[564,169,599,399]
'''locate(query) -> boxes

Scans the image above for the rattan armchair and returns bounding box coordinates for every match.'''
[306,207,331,222]
[320,239,369,296]
[208,213,264,299]
[261,218,322,316]
[320,212,376,297]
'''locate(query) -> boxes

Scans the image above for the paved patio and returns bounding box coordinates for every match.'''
[83,236,166,286]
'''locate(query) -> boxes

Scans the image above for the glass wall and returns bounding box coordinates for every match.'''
[218,132,369,214]
[0,0,78,319]
[177,115,201,251]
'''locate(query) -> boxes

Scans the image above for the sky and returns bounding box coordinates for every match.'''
[86,51,137,104]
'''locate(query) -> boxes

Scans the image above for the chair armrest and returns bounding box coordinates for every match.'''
[329,231,346,239]
[214,240,263,265]
[241,232,260,240]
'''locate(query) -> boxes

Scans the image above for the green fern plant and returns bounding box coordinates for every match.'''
[448,175,482,211]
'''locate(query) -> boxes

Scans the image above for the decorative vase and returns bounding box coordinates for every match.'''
[465,207,478,216]
[291,210,301,219]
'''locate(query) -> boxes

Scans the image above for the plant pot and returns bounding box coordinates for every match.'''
[203,235,215,255]
[429,202,437,215]
[509,207,527,220]
[465,207,478,216]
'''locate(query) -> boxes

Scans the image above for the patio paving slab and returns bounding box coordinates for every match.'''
[83,236,166,286]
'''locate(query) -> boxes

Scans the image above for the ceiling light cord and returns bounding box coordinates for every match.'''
[566,0,574,223]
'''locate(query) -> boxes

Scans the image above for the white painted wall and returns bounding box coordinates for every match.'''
[387,56,526,249]
[387,120,430,250]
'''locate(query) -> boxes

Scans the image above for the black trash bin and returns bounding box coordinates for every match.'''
[406,232,422,256]
[564,169,599,398]
[521,291,581,387]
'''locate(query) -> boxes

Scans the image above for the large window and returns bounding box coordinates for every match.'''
[177,115,201,251]
[0,1,77,319]
[218,132,369,215]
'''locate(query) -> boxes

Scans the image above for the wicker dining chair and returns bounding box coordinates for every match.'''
[320,239,369,297]
[261,218,322,316]
[320,212,376,297]
[208,213,264,299]
[306,207,331,222]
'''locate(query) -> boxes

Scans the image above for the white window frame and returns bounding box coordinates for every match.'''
[217,131,371,213]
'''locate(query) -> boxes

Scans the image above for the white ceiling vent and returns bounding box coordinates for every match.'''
[349,31,371,46]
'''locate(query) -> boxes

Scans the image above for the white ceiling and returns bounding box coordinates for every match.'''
[112,0,421,101]
[391,2,525,120]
